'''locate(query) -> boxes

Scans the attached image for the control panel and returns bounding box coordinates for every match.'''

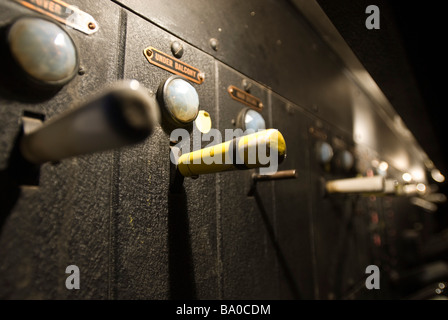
[0,0,446,301]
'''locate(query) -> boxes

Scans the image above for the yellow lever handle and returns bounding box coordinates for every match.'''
[177,129,287,177]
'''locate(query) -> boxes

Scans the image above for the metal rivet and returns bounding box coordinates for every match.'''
[171,41,184,58]
[88,22,96,30]
[242,79,252,92]
[209,38,219,51]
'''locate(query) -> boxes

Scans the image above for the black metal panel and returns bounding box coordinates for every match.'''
[0,0,443,301]
[115,11,218,299]
[351,90,427,180]
[270,94,315,299]
[0,0,122,298]
[114,0,355,135]
[305,118,377,299]
[215,62,278,299]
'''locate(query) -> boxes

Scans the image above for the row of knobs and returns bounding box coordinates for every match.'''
[315,141,355,173]
[3,15,423,198]
[17,78,286,178]
[3,17,79,92]
[3,17,284,178]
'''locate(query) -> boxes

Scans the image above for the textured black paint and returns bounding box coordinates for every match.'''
[0,0,442,300]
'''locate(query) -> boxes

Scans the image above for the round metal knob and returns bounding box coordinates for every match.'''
[236,108,266,132]
[315,141,333,165]
[334,150,354,172]
[7,16,78,87]
[157,75,199,127]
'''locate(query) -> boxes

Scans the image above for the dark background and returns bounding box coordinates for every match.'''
[317,1,447,176]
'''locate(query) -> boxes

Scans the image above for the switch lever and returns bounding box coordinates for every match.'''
[325,176,385,195]
[248,169,298,196]
[20,80,159,164]
[252,169,298,182]
[176,129,287,177]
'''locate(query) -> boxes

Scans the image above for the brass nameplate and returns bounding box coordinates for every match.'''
[227,85,263,111]
[143,47,204,84]
[332,136,347,149]
[309,127,328,140]
[12,0,99,35]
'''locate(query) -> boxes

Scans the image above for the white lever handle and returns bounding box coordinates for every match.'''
[325,176,385,194]
[20,80,159,164]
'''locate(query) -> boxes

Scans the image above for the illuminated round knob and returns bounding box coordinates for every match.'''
[157,75,199,126]
[236,108,266,132]
[7,17,78,86]
[335,150,354,172]
[315,141,333,165]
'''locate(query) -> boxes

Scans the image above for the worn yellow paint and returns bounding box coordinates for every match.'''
[177,129,286,177]
[194,110,212,133]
